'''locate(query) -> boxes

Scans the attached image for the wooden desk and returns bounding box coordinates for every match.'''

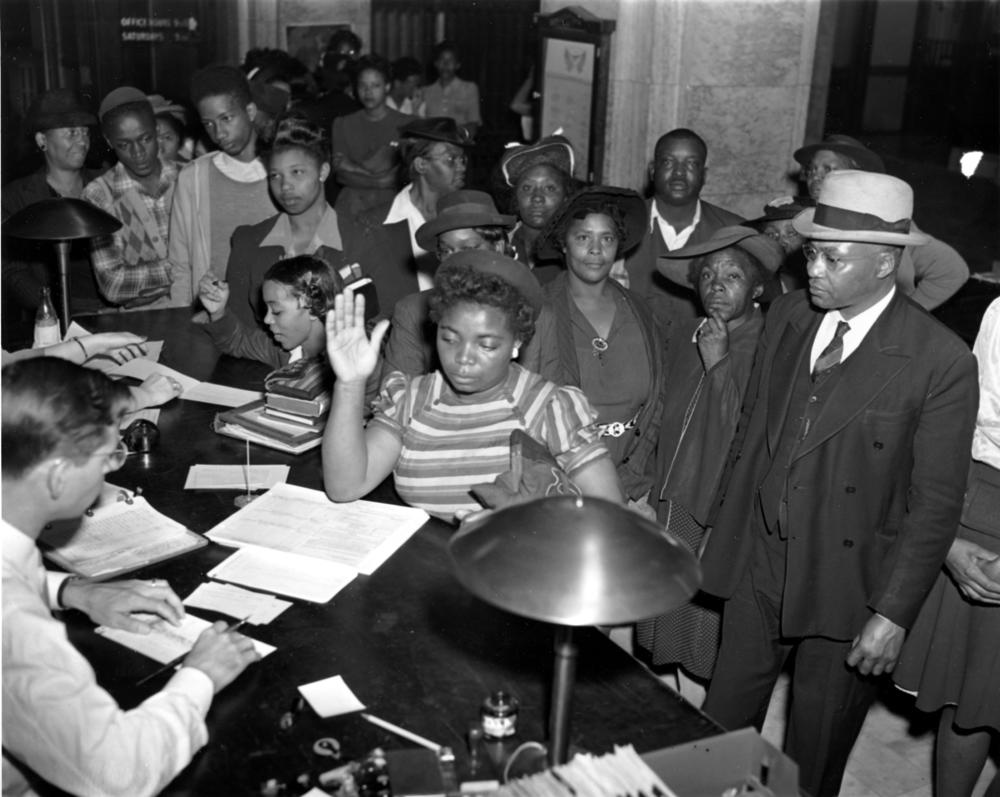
[70,309,721,795]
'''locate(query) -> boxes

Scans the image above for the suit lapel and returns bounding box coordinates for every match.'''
[792,296,911,460]
[767,308,818,451]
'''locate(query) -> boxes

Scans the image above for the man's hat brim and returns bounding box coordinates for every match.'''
[656,225,784,286]
[792,208,929,246]
[416,210,516,251]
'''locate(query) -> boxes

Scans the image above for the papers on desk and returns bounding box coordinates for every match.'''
[97,613,275,664]
[208,547,358,604]
[297,675,366,718]
[113,357,263,408]
[206,483,429,576]
[38,491,206,579]
[184,464,289,491]
[184,582,291,625]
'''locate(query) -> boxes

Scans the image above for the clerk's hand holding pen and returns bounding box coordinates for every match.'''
[197,273,230,322]
[184,620,261,694]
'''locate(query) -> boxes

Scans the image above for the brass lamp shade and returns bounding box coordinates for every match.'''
[2,197,121,241]
[448,496,701,627]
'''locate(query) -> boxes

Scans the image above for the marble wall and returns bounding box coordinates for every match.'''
[541,0,822,218]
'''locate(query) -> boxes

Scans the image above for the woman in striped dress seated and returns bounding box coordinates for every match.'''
[321,249,623,521]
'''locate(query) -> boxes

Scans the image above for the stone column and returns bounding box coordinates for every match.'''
[541,0,822,217]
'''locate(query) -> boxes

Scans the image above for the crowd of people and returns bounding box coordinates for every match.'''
[1,30,996,797]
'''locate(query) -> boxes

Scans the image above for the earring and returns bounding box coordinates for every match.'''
[512,346,520,359]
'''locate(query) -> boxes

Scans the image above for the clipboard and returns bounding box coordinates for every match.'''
[38,486,206,580]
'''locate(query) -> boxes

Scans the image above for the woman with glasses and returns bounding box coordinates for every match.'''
[331,55,409,226]
[349,117,471,317]
[3,89,109,321]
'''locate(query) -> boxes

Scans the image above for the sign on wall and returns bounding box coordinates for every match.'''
[120,16,200,44]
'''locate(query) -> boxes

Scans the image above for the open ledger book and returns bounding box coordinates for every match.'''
[38,486,206,579]
[204,483,429,602]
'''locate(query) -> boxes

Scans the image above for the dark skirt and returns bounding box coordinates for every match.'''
[894,459,1000,731]
[635,501,722,681]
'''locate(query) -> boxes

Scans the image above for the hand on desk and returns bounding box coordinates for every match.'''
[80,332,149,365]
[184,620,261,693]
[131,372,183,409]
[62,578,185,634]
[198,274,230,322]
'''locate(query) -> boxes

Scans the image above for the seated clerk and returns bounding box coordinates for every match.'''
[198,115,360,341]
[381,189,557,382]
[349,117,472,318]
[1,358,259,797]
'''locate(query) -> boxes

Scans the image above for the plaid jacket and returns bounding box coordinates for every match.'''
[82,160,178,305]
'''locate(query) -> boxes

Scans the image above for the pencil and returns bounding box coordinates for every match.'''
[361,713,442,752]
[136,617,248,686]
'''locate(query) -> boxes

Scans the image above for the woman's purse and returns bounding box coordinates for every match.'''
[470,429,581,510]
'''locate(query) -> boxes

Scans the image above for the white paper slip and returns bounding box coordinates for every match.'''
[113,358,200,390]
[298,675,366,718]
[184,582,291,625]
[206,483,429,575]
[208,546,357,603]
[111,358,262,408]
[97,613,275,664]
[184,464,290,491]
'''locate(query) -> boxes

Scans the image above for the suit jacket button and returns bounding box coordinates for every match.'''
[845,485,856,493]
[873,441,884,449]
[843,539,854,547]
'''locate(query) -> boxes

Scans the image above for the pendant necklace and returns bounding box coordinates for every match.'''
[591,337,608,360]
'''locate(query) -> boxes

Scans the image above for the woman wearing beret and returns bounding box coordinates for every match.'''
[534,186,665,509]
[635,226,782,702]
[498,135,582,284]
[2,89,107,317]
[322,249,623,522]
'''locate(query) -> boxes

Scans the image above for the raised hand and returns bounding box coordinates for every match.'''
[324,289,389,384]
[197,274,230,321]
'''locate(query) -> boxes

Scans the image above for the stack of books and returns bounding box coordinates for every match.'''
[214,359,331,454]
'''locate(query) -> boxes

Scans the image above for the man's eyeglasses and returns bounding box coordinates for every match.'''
[802,243,870,268]
[83,440,129,472]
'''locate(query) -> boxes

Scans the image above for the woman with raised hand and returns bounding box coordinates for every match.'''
[321,250,623,522]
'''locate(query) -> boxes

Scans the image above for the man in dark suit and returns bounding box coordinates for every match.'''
[699,171,979,797]
[623,128,743,327]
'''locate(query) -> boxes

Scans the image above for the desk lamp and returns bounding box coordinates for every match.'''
[449,496,700,769]
[2,198,122,332]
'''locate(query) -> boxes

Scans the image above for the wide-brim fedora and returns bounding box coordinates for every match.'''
[27,89,97,132]
[657,225,784,286]
[793,134,885,174]
[415,190,516,251]
[500,135,575,187]
[792,170,929,246]
[399,116,473,147]
[535,185,647,261]
[436,249,544,319]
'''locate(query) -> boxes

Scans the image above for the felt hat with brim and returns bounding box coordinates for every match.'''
[98,86,152,120]
[657,226,784,286]
[27,89,97,132]
[745,195,811,227]
[536,185,647,261]
[793,134,885,174]
[415,190,516,251]
[437,249,544,319]
[399,116,473,147]
[147,94,187,124]
[792,170,929,246]
[500,135,575,187]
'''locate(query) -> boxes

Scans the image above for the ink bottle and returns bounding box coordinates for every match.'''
[480,690,519,739]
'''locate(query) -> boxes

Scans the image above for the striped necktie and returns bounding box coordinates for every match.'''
[813,320,850,379]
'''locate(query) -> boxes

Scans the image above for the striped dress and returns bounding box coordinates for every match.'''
[369,364,609,521]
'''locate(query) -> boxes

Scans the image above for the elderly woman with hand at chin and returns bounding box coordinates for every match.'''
[321,250,623,522]
[635,226,783,703]
[533,186,665,515]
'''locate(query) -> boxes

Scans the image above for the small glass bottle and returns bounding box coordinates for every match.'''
[33,286,60,348]
[480,690,519,739]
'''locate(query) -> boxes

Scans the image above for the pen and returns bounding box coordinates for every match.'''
[135,617,249,686]
[361,713,442,752]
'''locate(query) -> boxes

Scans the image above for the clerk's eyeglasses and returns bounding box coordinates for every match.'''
[82,440,129,472]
